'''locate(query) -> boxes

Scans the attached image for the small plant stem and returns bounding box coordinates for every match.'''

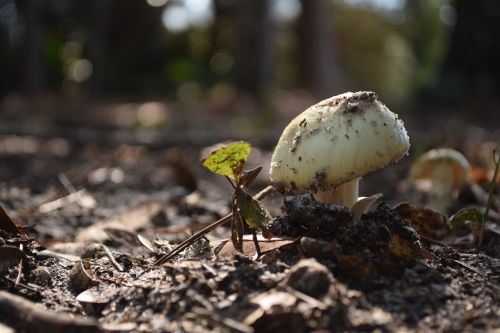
[251,230,262,258]
[144,185,276,270]
[225,176,237,189]
[480,143,500,246]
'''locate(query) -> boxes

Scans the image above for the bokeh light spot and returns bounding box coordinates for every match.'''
[69,59,93,82]
[209,52,233,75]
[439,5,457,27]
[146,0,168,7]
[162,5,189,33]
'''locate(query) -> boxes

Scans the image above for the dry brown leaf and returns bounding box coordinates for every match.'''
[0,205,20,235]
[213,236,297,258]
[393,202,451,240]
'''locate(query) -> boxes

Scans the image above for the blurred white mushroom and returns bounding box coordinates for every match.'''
[270,91,410,208]
[410,148,470,213]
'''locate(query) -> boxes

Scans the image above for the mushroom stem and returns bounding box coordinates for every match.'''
[313,178,359,208]
[427,165,454,213]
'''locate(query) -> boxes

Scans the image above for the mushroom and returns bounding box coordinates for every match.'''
[409,148,470,213]
[270,91,410,208]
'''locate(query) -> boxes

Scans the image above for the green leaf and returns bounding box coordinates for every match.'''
[201,141,251,180]
[238,165,262,189]
[450,208,485,227]
[234,189,272,232]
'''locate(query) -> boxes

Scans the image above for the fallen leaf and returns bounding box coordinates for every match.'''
[0,205,20,235]
[450,208,484,227]
[393,202,451,240]
[137,234,156,253]
[213,236,297,258]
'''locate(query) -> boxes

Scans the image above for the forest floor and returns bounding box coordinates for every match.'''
[0,97,499,332]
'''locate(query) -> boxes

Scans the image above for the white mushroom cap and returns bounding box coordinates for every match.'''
[410,148,470,192]
[270,91,410,192]
[409,148,470,213]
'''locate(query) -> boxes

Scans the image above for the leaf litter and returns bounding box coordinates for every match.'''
[0,140,498,332]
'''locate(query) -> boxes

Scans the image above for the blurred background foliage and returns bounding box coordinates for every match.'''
[0,0,499,121]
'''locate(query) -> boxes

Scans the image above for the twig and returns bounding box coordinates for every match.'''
[101,245,124,272]
[286,287,328,310]
[0,291,102,333]
[452,259,485,277]
[15,259,23,286]
[15,244,23,286]
[251,230,262,258]
[58,173,78,194]
[1,276,41,293]
[144,185,276,270]
[38,189,86,213]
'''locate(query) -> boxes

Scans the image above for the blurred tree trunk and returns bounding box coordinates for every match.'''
[437,0,500,100]
[297,0,341,98]
[87,0,112,96]
[17,0,45,94]
[209,0,225,57]
[234,0,275,96]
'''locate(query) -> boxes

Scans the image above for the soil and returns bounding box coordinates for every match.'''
[0,108,499,333]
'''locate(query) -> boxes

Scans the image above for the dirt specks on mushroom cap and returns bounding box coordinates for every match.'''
[270,91,410,192]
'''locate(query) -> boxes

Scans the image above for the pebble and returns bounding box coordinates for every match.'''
[31,266,51,285]
[81,243,105,259]
[285,258,333,298]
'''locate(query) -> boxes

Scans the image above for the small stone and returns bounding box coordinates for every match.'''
[31,266,51,285]
[285,258,332,298]
[69,261,93,291]
[260,249,280,264]
[81,243,104,259]
[300,237,332,259]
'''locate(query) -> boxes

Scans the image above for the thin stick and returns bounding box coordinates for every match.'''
[15,244,24,286]
[15,259,23,286]
[145,185,276,270]
[251,230,262,258]
[101,245,124,272]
